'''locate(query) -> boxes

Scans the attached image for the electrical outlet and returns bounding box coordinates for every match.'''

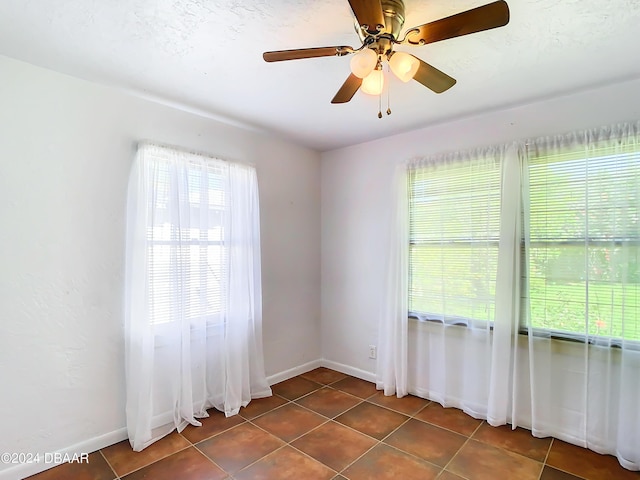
[369,344,377,359]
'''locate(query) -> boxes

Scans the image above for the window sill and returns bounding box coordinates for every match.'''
[408,316,639,351]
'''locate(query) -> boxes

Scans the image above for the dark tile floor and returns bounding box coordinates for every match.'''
[27,368,640,480]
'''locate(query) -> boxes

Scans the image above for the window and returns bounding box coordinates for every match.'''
[144,150,228,326]
[125,143,270,449]
[408,134,640,342]
[525,145,640,341]
[408,155,502,327]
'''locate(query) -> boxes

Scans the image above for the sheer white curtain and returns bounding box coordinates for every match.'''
[379,147,512,419]
[518,123,640,469]
[378,121,640,471]
[124,143,271,451]
[487,143,528,426]
[376,163,408,397]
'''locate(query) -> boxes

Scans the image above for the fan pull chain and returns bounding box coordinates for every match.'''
[377,65,384,118]
[376,65,391,118]
[386,65,391,116]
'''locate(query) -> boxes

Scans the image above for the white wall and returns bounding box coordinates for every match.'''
[320,76,640,376]
[0,55,321,479]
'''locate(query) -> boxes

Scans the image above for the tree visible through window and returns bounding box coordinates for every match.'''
[408,142,640,342]
[408,155,501,328]
[525,147,640,341]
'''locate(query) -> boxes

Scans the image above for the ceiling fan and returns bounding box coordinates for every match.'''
[263,0,510,105]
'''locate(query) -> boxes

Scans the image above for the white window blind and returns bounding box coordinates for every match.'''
[409,156,502,327]
[145,153,228,325]
[526,145,640,341]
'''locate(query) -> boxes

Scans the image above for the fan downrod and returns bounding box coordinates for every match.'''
[380,0,405,38]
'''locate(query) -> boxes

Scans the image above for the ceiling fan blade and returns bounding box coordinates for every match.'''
[348,0,385,34]
[263,46,352,62]
[331,73,363,104]
[404,0,509,46]
[413,57,457,93]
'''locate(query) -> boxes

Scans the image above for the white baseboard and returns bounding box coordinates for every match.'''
[0,428,128,480]
[320,359,376,384]
[266,359,376,386]
[266,359,322,385]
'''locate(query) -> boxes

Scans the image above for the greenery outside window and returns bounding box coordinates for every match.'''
[408,155,502,328]
[525,144,640,342]
[408,139,640,344]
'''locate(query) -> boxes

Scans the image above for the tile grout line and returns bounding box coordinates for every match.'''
[297,385,366,404]
[417,401,469,480]
[297,373,349,389]
[539,437,589,480]
[243,384,350,475]
[246,392,334,446]
[293,393,366,421]
[363,396,431,418]
[239,395,294,421]
[226,443,291,478]
[103,437,194,479]
[374,398,484,478]
[293,379,472,477]
[378,412,413,444]
[409,407,485,438]
[98,449,121,480]
[335,400,440,477]
[543,437,554,463]
[284,441,340,477]
[436,420,481,479]
[144,442,194,477]
[205,400,332,480]
[335,438,382,477]
[190,440,236,477]
[536,437,555,480]
[380,441,447,475]
[537,437,588,480]
[269,378,408,478]
[251,392,420,464]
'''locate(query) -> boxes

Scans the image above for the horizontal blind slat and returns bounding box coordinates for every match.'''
[527,144,640,340]
[409,158,501,323]
[145,154,228,325]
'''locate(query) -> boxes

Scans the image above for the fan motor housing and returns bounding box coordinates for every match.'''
[355,0,405,42]
[381,0,405,38]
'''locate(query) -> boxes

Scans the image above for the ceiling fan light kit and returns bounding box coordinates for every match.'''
[361,67,385,95]
[388,51,420,82]
[263,0,510,113]
[350,48,379,78]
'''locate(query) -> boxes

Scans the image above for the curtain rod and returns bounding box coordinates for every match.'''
[137,140,256,169]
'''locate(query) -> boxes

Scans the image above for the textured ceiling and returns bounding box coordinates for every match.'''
[1,0,639,151]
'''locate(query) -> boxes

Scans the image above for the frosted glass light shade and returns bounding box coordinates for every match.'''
[361,69,385,95]
[389,52,420,82]
[350,49,378,78]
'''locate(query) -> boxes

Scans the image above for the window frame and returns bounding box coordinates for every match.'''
[144,152,229,328]
[522,145,640,346]
[407,138,640,348]
[407,155,502,330]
